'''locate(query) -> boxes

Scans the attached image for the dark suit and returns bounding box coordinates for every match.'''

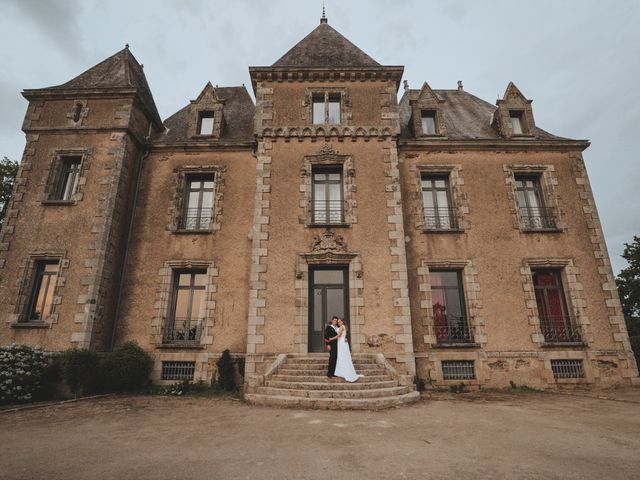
[325,324,338,377]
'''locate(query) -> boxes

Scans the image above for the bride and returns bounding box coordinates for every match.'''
[333,317,363,382]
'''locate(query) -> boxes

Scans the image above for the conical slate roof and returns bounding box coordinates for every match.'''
[45,47,162,127]
[272,21,380,68]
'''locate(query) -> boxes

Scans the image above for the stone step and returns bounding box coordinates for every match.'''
[256,385,414,399]
[244,391,420,410]
[285,357,376,365]
[270,374,393,383]
[265,379,400,391]
[282,363,382,371]
[277,368,388,376]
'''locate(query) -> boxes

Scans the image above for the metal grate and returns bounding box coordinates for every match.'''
[178,208,212,230]
[551,360,585,379]
[162,317,203,345]
[434,319,474,343]
[520,206,557,230]
[423,207,458,230]
[442,360,475,380]
[161,361,196,381]
[539,319,582,343]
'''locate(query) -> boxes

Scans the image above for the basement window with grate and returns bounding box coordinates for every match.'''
[161,361,196,381]
[441,360,475,380]
[551,359,584,379]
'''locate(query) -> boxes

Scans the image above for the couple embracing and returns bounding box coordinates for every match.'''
[324,316,363,382]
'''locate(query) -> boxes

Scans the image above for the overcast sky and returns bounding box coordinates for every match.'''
[1,0,638,273]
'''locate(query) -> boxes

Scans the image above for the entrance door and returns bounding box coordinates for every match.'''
[309,267,348,353]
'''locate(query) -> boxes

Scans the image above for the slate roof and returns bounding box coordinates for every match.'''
[154,86,255,144]
[43,47,163,127]
[272,21,380,68]
[399,89,568,140]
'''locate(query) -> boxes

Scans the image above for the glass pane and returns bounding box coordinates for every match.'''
[444,288,463,320]
[314,173,327,181]
[203,180,214,189]
[526,189,540,208]
[422,190,435,209]
[516,190,527,209]
[314,270,344,285]
[174,290,190,318]
[421,114,436,134]
[421,178,433,189]
[190,290,205,319]
[434,179,446,189]
[510,115,523,134]
[328,100,340,124]
[187,191,200,209]
[44,263,58,273]
[431,271,458,288]
[328,183,341,201]
[193,273,207,286]
[178,273,191,286]
[199,116,214,135]
[313,100,324,124]
[313,288,323,330]
[436,190,449,209]
[189,180,202,190]
[201,191,213,209]
[326,288,345,323]
[328,173,341,181]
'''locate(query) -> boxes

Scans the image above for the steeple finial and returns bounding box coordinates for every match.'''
[320,2,327,23]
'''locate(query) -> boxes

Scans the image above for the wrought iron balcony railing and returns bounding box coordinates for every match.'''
[312,200,344,224]
[162,317,204,345]
[520,206,557,230]
[539,316,582,343]
[178,208,212,231]
[433,317,474,343]
[423,207,458,230]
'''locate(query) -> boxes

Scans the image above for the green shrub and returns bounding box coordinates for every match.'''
[216,349,236,391]
[102,341,152,392]
[413,376,426,392]
[630,336,640,374]
[60,348,100,397]
[33,354,62,401]
[0,344,49,405]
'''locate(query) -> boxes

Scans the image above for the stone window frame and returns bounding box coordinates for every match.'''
[10,251,69,328]
[504,164,564,233]
[410,164,469,233]
[294,249,364,354]
[417,259,486,348]
[519,258,590,348]
[40,148,91,205]
[168,165,226,234]
[299,143,356,228]
[151,259,218,349]
[188,96,225,139]
[303,87,352,125]
[409,82,447,138]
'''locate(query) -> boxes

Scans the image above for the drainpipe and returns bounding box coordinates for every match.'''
[110,146,149,351]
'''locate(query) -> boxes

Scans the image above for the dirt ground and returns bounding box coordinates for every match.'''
[1,389,639,480]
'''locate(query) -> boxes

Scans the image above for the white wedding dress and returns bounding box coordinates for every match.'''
[334,326,363,382]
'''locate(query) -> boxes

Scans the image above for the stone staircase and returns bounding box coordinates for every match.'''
[245,353,420,410]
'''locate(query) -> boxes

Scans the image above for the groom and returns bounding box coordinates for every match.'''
[324,316,339,378]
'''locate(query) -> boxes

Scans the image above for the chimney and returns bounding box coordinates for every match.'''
[403,80,409,91]
[457,80,463,92]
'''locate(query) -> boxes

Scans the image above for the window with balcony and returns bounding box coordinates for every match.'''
[431,270,472,343]
[179,174,214,231]
[421,175,456,230]
[312,167,343,224]
[532,269,581,343]
[421,110,437,135]
[163,270,206,346]
[515,174,556,230]
[312,93,341,124]
[26,260,59,322]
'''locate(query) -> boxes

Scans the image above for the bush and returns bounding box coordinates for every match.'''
[60,348,100,397]
[216,349,236,391]
[630,336,640,374]
[102,341,152,392]
[0,344,49,405]
[33,355,62,401]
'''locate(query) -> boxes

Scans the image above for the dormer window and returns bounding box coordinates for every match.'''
[312,93,341,124]
[510,111,524,135]
[421,110,437,135]
[198,112,215,135]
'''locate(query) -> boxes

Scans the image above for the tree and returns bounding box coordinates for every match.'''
[616,236,640,371]
[0,156,19,225]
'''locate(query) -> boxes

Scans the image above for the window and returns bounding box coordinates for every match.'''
[515,175,555,229]
[430,270,472,343]
[510,111,524,134]
[421,110,437,135]
[442,360,475,380]
[551,360,584,379]
[164,270,206,345]
[161,361,196,381]
[312,93,341,124]
[312,167,343,224]
[421,175,456,230]
[26,260,59,322]
[532,269,580,343]
[179,175,214,230]
[198,112,215,135]
[54,156,81,201]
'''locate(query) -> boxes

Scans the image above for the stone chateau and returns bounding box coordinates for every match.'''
[1,15,637,402]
